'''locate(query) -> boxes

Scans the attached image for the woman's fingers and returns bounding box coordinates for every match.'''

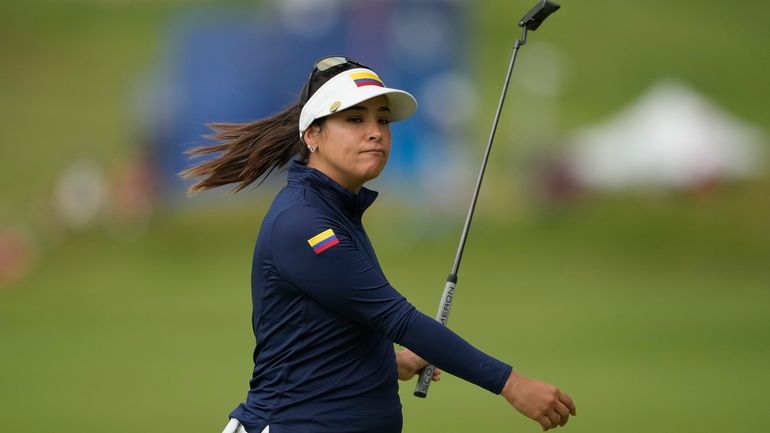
[554,401,571,426]
[431,368,442,381]
[539,415,553,431]
[559,390,577,416]
[540,401,571,430]
[540,409,568,431]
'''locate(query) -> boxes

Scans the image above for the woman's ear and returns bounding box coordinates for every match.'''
[303,125,321,148]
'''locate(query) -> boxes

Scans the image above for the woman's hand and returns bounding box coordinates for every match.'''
[395,348,441,382]
[501,371,576,431]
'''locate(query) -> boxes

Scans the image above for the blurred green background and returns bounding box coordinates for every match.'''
[2,1,769,432]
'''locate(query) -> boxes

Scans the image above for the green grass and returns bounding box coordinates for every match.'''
[3,183,769,432]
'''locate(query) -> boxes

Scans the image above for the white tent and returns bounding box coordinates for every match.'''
[566,80,765,190]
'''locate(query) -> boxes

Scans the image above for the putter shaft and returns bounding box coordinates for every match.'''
[414,25,529,398]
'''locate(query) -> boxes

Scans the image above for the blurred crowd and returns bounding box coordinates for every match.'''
[2,0,766,287]
[0,155,158,286]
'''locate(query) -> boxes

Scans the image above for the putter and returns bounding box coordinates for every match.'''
[414,0,561,399]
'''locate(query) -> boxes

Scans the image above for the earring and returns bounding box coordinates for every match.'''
[307,145,317,153]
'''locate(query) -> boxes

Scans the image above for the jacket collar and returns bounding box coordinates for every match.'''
[287,160,378,220]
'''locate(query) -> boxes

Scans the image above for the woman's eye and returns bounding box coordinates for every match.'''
[348,117,363,123]
[379,118,391,125]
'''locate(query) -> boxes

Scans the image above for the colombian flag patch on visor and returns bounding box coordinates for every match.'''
[350,71,384,88]
[308,229,340,254]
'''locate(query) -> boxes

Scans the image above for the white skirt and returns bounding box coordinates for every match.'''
[221,418,269,433]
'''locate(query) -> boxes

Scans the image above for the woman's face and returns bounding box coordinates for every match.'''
[305,96,392,192]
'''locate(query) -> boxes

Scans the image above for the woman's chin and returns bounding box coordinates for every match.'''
[357,160,387,182]
[362,165,387,183]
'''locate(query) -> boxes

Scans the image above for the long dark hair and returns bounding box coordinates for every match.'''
[181,57,367,195]
[180,102,308,194]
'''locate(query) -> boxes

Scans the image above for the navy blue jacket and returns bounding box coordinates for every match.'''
[230,160,512,433]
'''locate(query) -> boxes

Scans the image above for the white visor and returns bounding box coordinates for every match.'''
[299,68,417,141]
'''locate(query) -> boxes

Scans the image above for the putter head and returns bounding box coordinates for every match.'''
[518,0,560,31]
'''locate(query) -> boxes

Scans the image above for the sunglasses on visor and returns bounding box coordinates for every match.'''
[299,56,369,104]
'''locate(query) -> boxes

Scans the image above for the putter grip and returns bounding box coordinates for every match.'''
[413,364,435,398]
[413,276,457,398]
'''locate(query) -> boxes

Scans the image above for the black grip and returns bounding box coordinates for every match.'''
[414,364,435,397]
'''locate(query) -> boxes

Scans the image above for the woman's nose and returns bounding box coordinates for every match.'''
[367,122,382,141]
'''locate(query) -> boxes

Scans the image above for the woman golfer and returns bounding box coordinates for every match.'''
[183,56,576,433]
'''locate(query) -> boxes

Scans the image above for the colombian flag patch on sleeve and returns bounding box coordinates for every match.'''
[307,228,340,254]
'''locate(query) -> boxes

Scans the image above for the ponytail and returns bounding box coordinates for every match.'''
[180,102,309,194]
